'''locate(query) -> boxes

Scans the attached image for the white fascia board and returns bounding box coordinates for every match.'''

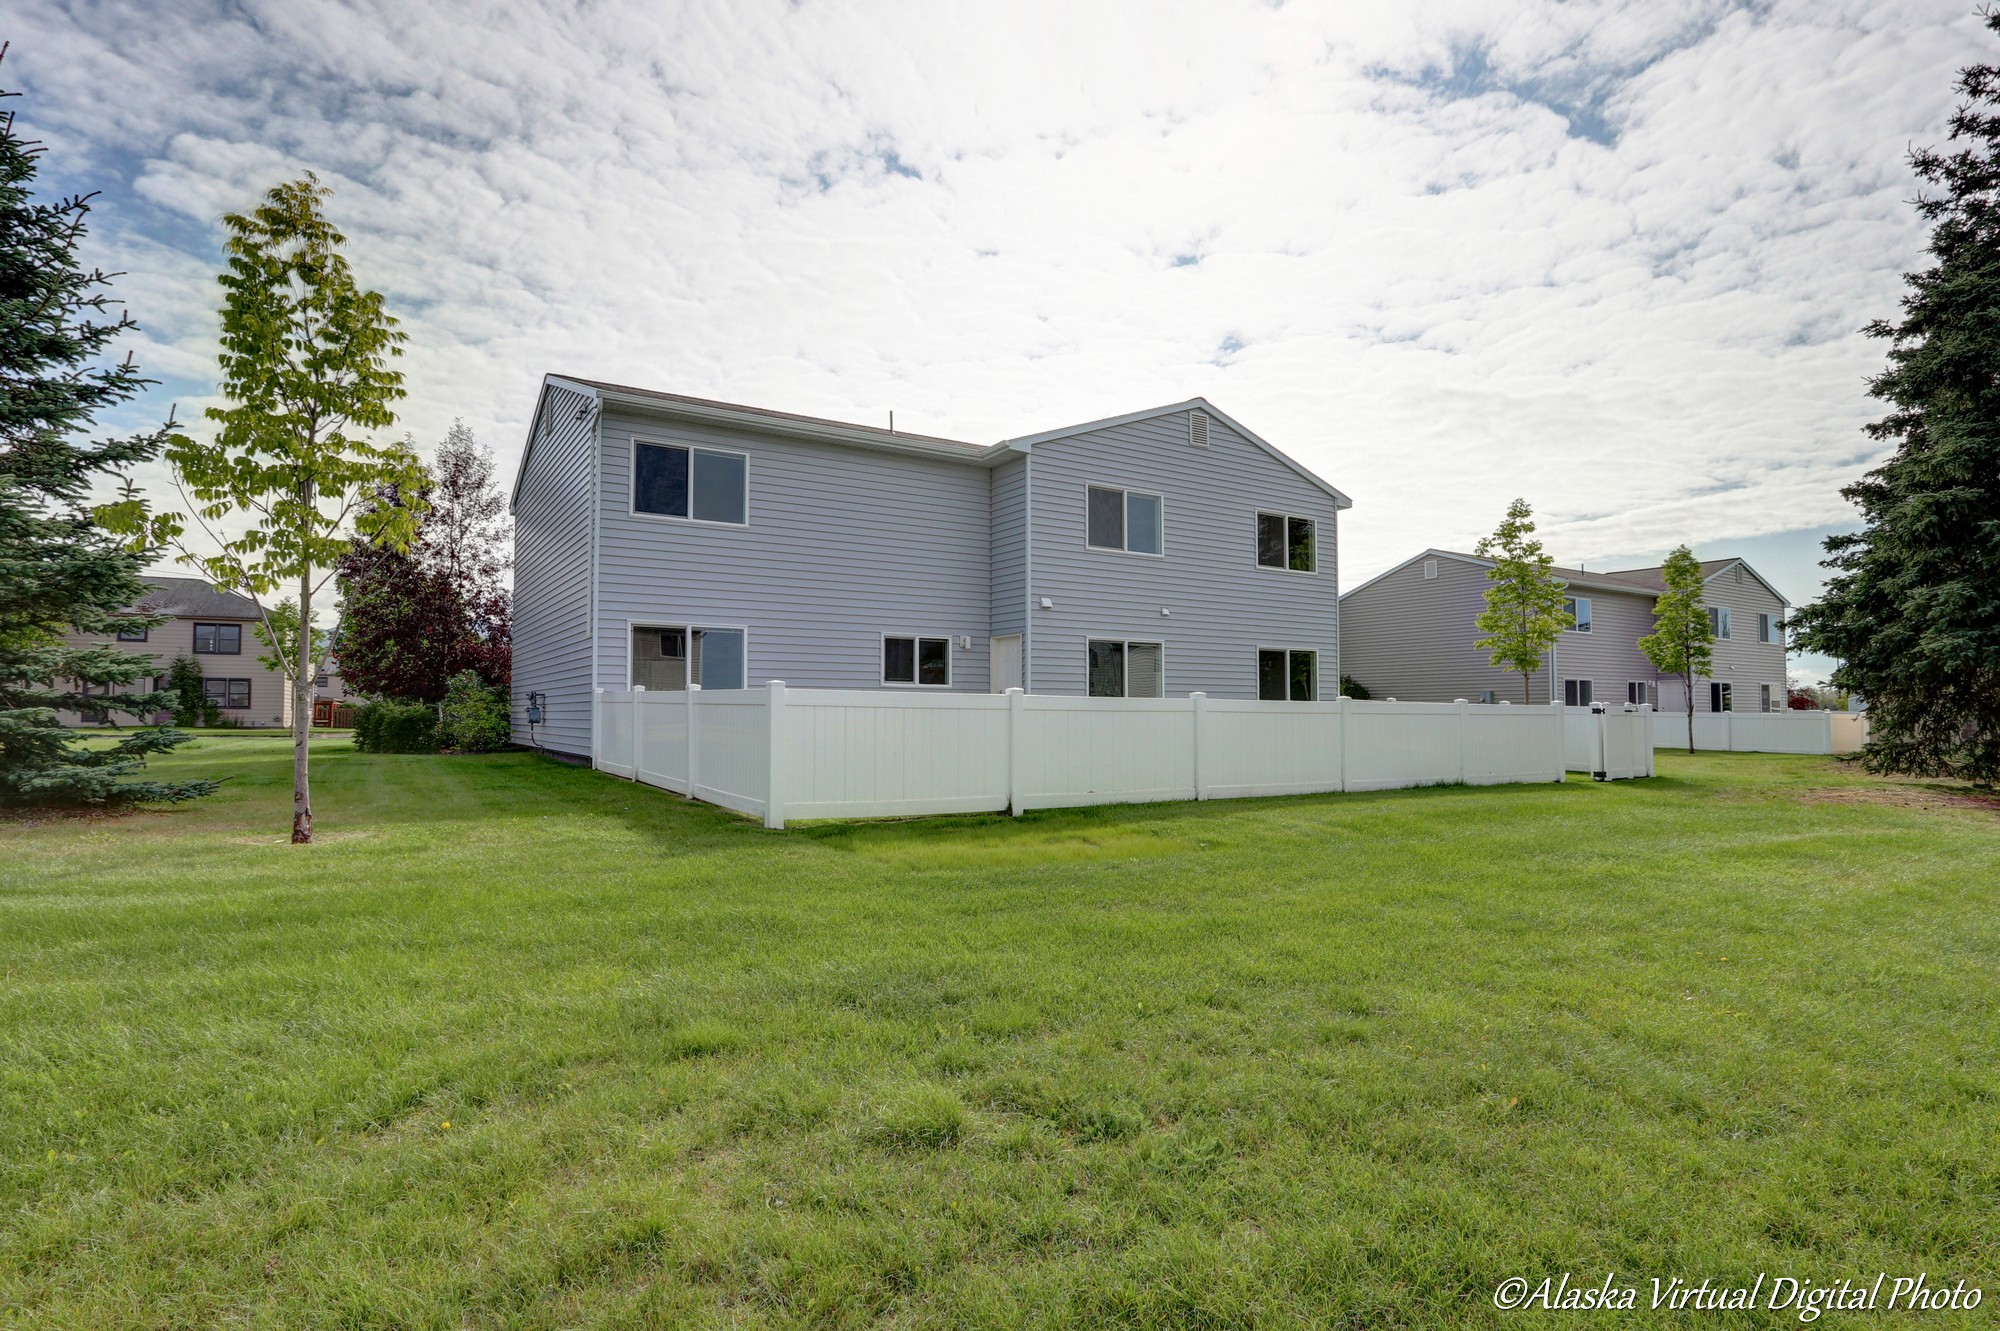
[999,397,1353,510]
[509,375,602,514]
[1704,558,1793,607]
[590,385,992,465]
[1339,548,1487,600]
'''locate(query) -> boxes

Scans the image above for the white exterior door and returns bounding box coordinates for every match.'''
[990,634,1023,693]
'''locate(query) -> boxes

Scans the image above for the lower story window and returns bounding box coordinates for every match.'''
[1628,681,1651,706]
[883,635,951,687]
[1256,648,1318,701]
[203,678,251,710]
[630,623,746,691]
[1710,681,1733,712]
[1088,639,1163,698]
[1476,689,1496,704]
[1564,678,1593,706]
[1759,683,1774,713]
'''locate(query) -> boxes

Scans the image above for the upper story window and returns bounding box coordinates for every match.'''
[634,441,747,525]
[1085,485,1163,556]
[1708,606,1732,639]
[1565,597,1592,632]
[192,622,241,655]
[883,635,951,687]
[117,627,148,642]
[1757,612,1775,644]
[1257,513,1315,572]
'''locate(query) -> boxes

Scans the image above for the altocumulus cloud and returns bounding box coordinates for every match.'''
[5,0,1977,595]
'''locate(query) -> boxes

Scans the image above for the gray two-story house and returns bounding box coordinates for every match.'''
[1339,549,1791,713]
[509,375,1351,758]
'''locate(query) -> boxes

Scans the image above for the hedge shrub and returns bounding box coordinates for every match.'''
[352,699,438,753]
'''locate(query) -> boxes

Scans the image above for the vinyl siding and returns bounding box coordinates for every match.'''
[1339,556,1559,704]
[61,617,292,727]
[511,383,598,756]
[991,453,1027,638]
[592,411,992,695]
[1549,586,1666,705]
[1663,566,1790,712]
[1024,409,1340,698]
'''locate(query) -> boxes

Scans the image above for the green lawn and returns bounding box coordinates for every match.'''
[3,739,1996,1328]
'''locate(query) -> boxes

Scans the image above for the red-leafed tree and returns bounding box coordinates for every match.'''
[336,421,510,703]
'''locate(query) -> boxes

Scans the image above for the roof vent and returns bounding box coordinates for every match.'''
[1189,410,1209,448]
[1734,565,1744,583]
[1423,559,1437,580]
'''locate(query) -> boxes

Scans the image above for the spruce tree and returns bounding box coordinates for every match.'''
[1792,18,2000,786]
[0,44,212,807]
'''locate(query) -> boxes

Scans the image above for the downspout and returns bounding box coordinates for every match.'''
[587,391,603,761]
[1022,450,1032,694]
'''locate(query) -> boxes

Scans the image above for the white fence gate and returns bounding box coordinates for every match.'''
[1562,706,1656,780]
[594,685,1580,828]
[1648,709,1869,756]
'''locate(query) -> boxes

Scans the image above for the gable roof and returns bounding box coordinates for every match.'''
[513,377,1352,512]
[1342,549,1792,606]
[134,575,264,619]
[1602,557,1791,605]
[997,397,1352,510]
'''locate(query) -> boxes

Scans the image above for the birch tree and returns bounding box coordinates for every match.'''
[102,175,424,841]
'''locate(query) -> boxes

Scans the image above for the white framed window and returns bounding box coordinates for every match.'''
[1423,559,1437,580]
[1757,612,1775,644]
[628,622,747,691]
[1710,681,1733,712]
[1565,597,1592,632]
[882,634,951,687]
[1087,638,1164,698]
[1256,648,1318,701]
[632,440,748,525]
[1627,681,1651,706]
[1085,485,1163,556]
[1760,683,1774,713]
[1708,606,1731,639]
[1564,678,1593,706]
[1256,512,1316,572]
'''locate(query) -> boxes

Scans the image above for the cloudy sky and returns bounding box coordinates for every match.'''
[11,0,1980,679]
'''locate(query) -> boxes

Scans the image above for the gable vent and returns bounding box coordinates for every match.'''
[1733,565,1744,584]
[1189,410,1209,448]
[1423,559,1437,580]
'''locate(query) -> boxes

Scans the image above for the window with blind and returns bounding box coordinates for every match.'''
[1087,639,1163,698]
[630,624,746,690]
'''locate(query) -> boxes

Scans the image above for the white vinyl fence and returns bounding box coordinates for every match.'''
[1648,709,1869,756]
[1562,706,1657,780]
[594,684,1584,828]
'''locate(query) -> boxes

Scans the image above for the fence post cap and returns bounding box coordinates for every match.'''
[1454,698,1468,704]
[1190,690,1206,698]
[633,685,645,693]
[1005,687,1024,695]
[687,683,702,692]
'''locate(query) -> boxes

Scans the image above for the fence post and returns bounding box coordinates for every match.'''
[1337,695,1350,793]
[1725,705,1736,753]
[1455,699,1469,784]
[1191,692,1208,800]
[685,683,702,801]
[1007,688,1026,816]
[630,686,645,782]
[592,688,603,771]
[764,680,786,830]
[1552,700,1565,782]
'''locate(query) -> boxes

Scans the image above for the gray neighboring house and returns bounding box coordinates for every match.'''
[509,375,1351,758]
[1339,550,1791,713]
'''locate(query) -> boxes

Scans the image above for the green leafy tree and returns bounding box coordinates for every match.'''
[0,45,212,807]
[251,600,328,680]
[1637,545,1713,753]
[103,175,425,840]
[1792,22,2000,786]
[1473,499,1572,704]
[165,656,216,727]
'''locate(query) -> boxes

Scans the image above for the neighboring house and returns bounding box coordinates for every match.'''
[1339,550,1790,713]
[61,575,291,728]
[510,375,1351,758]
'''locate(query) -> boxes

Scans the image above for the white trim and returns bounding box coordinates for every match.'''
[998,397,1353,510]
[627,436,751,528]
[1254,510,1319,575]
[622,617,753,691]
[1339,548,1487,600]
[1082,481,1166,558]
[1083,634,1168,698]
[1254,644,1322,701]
[879,632,955,688]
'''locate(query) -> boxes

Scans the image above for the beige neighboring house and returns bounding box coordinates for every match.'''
[63,576,291,728]
[1339,551,1791,713]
